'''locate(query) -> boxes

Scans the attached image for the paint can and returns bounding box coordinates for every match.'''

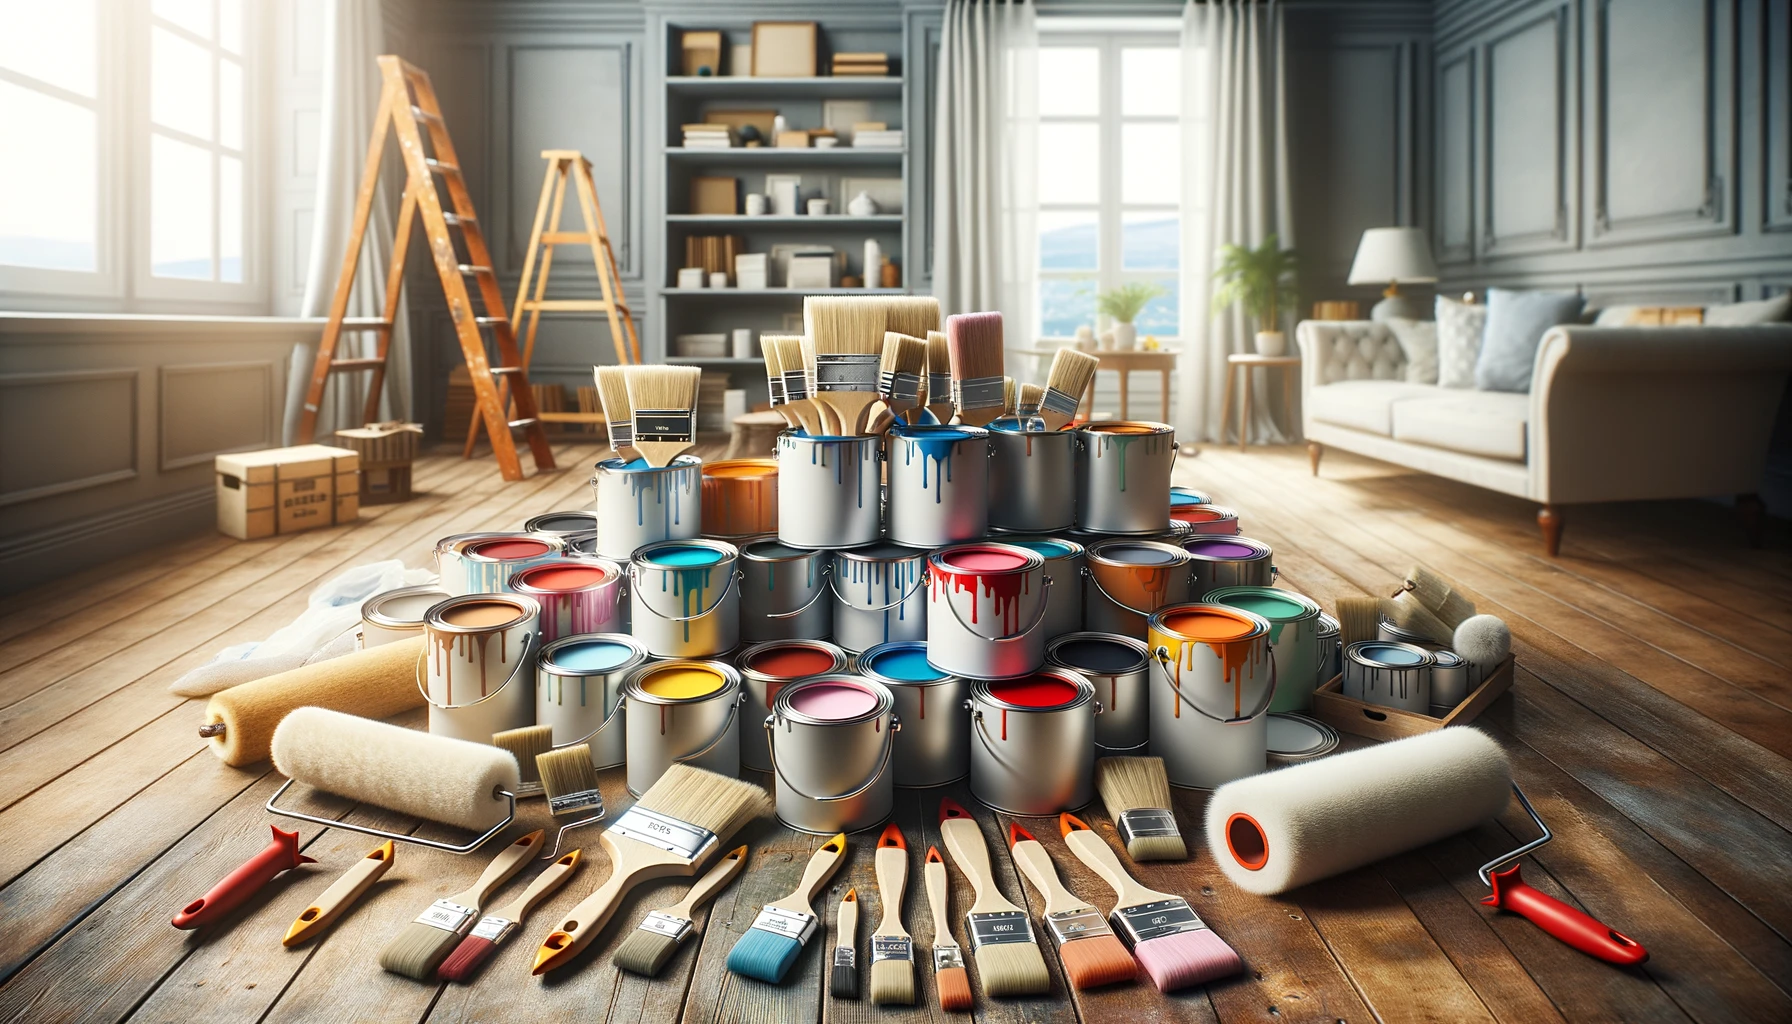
[420,594,540,743]
[360,585,449,648]
[777,432,881,549]
[1316,612,1342,685]
[857,641,970,787]
[509,558,627,643]
[1045,632,1151,755]
[738,537,832,643]
[535,633,647,768]
[1083,539,1193,638]
[1342,640,1436,713]
[885,423,991,548]
[1182,536,1275,599]
[1074,421,1176,534]
[1206,586,1324,713]
[965,670,1099,815]
[629,539,741,659]
[1169,486,1212,507]
[1265,713,1340,765]
[1378,617,1446,651]
[995,536,1086,640]
[1145,603,1276,789]
[621,659,745,796]
[830,542,929,654]
[524,511,599,551]
[736,639,849,773]
[590,454,702,559]
[701,458,779,540]
[926,543,1053,680]
[435,533,566,595]
[986,417,1076,532]
[1429,649,1472,717]
[766,676,900,834]
[1172,504,1242,535]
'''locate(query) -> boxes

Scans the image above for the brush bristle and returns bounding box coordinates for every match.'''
[1095,758,1188,862]
[727,925,804,983]
[595,365,631,423]
[936,965,973,1011]
[379,919,464,980]
[1002,377,1016,414]
[805,296,886,354]
[1125,835,1189,862]
[973,940,1051,997]
[770,335,808,378]
[492,724,552,788]
[883,295,942,338]
[636,763,772,845]
[1386,593,1454,644]
[1335,595,1384,647]
[869,958,915,1005]
[1133,928,1243,992]
[1058,934,1139,989]
[612,926,681,977]
[1400,565,1478,629]
[833,958,860,999]
[1046,349,1100,405]
[926,331,951,375]
[536,743,600,813]
[624,365,702,415]
[436,934,498,982]
[945,312,1004,382]
[1017,383,1043,416]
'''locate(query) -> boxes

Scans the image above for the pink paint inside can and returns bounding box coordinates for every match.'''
[788,680,880,720]
[938,546,1028,572]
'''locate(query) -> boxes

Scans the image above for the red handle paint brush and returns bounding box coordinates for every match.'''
[172,825,314,929]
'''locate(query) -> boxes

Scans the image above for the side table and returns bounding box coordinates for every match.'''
[1222,354,1301,452]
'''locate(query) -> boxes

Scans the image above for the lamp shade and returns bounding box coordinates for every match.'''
[1347,227,1438,285]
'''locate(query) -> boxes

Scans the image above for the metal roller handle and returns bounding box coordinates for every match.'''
[266,777,517,855]
[1080,564,1176,618]
[1479,783,1552,885]
[629,566,741,622]
[765,564,833,619]
[554,694,627,750]
[828,568,929,612]
[937,574,1055,643]
[1148,645,1278,725]
[673,691,746,765]
[415,630,538,710]
[762,714,901,802]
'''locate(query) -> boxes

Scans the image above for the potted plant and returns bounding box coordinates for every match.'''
[1094,282,1166,350]
[1212,235,1299,355]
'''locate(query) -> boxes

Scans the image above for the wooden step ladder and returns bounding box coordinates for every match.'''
[463,149,640,456]
[297,55,554,482]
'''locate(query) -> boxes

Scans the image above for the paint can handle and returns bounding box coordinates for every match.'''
[762,714,901,802]
[554,695,628,750]
[765,564,833,619]
[674,690,746,764]
[1147,644,1278,724]
[627,566,742,622]
[827,569,929,612]
[1080,564,1168,618]
[936,574,1054,642]
[414,631,539,710]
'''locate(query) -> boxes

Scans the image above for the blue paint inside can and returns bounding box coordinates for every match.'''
[548,640,636,673]
[1004,538,1074,560]
[645,544,725,567]
[1362,642,1428,666]
[865,645,946,681]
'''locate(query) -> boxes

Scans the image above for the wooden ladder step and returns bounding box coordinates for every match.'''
[423,158,461,176]
[520,299,618,312]
[456,264,493,276]
[490,365,525,376]
[474,316,505,327]
[330,358,387,371]
[506,418,539,430]
[542,232,593,245]
[338,318,392,331]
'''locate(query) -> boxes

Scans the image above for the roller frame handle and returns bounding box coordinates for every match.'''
[1010,840,1081,917]
[1484,864,1649,966]
[490,848,582,923]
[874,845,909,937]
[1062,828,1169,908]
[923,853,954,941]
[284,840,394,946]
[455,829,545,913]
[939,816,1020,916]
[670,845,749,920]
[173,826,315,929]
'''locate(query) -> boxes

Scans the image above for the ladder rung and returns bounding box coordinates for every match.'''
[506,418,539,430]
[338,318,392,331]
[330,358,386,371]
[442,212,477,227]
[457,264,493,276]
[474,317,505,326]
[410,106,443,125]
[521,300,618,312]
[423,158,462,176]
[490,366,524,376]
[542,232,593,245]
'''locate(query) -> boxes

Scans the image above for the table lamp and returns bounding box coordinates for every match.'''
[1348,227,1437,321]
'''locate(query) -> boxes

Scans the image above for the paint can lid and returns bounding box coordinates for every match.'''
[930,543,1042,574]
[362,585,450,628]
[1266,713,1340,762]
[859,642,951,684]
[1181,536,1272,561]
[1045,632,1150,676]
[512,560,619,592]
[739,639,847,680]
[634,539,736,568]
[1207,586,1320,623]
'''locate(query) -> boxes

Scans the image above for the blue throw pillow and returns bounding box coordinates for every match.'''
[1474,288,1585,392]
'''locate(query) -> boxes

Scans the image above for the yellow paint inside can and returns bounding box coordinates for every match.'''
[639,665,726,699]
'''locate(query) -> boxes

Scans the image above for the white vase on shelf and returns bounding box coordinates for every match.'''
[1112,321,1137,351]
[847,191,878,216]
[1254,330,1286,356]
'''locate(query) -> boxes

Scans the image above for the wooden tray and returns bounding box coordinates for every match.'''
[1310,655,1514,741]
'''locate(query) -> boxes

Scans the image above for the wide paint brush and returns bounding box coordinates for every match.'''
[492,724,551,799]
[937,798,1050,997]
[437,848,582,982]
[945,313,1007,427]
[767,334,829,436]
[1008,823,1137,989]
[594,365,641,462]
[726,833,848,984]
[923,845,973,1012]
[805,297,886,435]
[283,840,394,946]
[378,829,544,980]
[624,364,703,467]
[613,844,749,977]
[868,823,915,1005]
[878,332,928,426]
[1094,757,1188,862]
[925,331,954,424]
[1038,348,1099,431]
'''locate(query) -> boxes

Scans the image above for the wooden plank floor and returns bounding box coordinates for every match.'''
[1,439,1787,1024]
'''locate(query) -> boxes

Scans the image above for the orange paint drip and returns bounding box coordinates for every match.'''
[1155,607,1266,719]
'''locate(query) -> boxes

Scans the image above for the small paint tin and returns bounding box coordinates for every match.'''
[986,417,1076,532]
[736,639,850,773]
[1182,535,1275,599]
[535,633,648,767]
[1074,421,1176,534]
[1266,713,1340,765]
[621,659,744,796]
[421,593,541,743]
[857,641,970,787]
[1342,640,1436,713]
[701,458,779,539]
[1378,617,1446,651]
[1316,612,1342,685]
[1172,504,1242,535]
[926,543,1052,680]
[830,542,929,654]
[738,537,833,643]
[1083,539,1193,638]
[1146,603,1275,789]
[1169,486,1212,507]
[766,675,899,835]
[590,454,702,560]
[629,539,741,659]
[777,432,881,549]
[509,558,627,643]
[1207,586,1324,713]
[435,532,566,595]
[524,510,599,550]
[886,423,991,548]
[1429,649,1472,717]
[1045,632,1151,755]
[360,584,449,648]
[966,670,1099,815]
[996,535,1086,640]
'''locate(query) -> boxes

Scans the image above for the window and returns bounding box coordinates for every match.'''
[149,0,246,283]
[0,2,101,275]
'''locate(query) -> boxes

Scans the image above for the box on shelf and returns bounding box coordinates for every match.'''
[216,444,360,540]
[1309,655,1515,741]
[680,29,723,76]
[675,333,730,357]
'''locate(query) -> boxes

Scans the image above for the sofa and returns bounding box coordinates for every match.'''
[1296,319,1792,554]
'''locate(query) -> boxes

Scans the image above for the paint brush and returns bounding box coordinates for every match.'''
[536,743,605,860]
[1396,564,1478,629]
[882,295,942,340]
[938,798,1051,997]
[805,296,886,435]
[768,334,829,436]
[594,365,641,462]
[612,845,749,978]
[832,887,860,999]
[283,840,393,947]
[492,724,552,798]
[1336,595,1386,647]
[1016,383,1043,419]
[532,764,770,974]
[726,832,848,984]
[437,848,583,982]
[868,823,915,1005]
[1059,813,1242,992]
[624,364,703,467]
[1002,377,1017,416]
[1008,823,1137,989]
[923,845,973,1012]
[1094,757,1187,861]
[878,331,928,426]
[925,331,954,424]
[378,829,544,980]
[945,312,1007,426]
[761,335,799,429]
[1039,348,1099,430]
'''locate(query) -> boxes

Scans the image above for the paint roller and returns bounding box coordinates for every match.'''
[266,707,520,854]
[1205,729,1649,966]
[200,636,429,766]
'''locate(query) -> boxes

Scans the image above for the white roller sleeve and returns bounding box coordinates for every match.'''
[1204,729,1512,895]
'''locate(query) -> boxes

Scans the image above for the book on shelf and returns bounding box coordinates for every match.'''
[831,52,890,76]
[675,333,729,358]
[682,123,738,148]
[684,234,743,276]
[851,129,903,149]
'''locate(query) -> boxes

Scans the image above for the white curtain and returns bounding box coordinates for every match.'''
[1178,0,1293,443]
[283,0,411,444]
[931,0,1039,356]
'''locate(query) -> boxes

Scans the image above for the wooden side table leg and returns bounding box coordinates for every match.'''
[1160,368,1171,424]
[1220,363,1236,446]
[1283,365,1296,439]
[1239,367,1252,453]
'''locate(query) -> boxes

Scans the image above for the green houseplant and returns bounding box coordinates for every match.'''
[1095,281,1166,349]
[1212,234,1299,355]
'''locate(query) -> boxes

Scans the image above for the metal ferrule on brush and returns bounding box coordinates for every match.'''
[932,944,966,972]
[880,371,922,405]
[548,787,603,817]
[782,369,812,402]
[607,805,717,861]
[965,909,1035,950]
[413,898,477,934]
[747,905,819,944]
[767,376,787,406]
[1116,808,1179,849]
[952,375,1005,411]
[1043,907,1116,949]
[1039,386,1081,419]
[816,353,881,392]
[1108,898,1209,949]
[872,935,913,963]
[928,372,951,403]
[833,945,858,970]
[636,909,694,943]
[608,420,633,448]
[633,409,696,444]
[468,914,518,944]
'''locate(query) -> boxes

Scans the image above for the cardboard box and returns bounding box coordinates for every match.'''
[216,444,361,540]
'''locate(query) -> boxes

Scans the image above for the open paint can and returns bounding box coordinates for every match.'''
[885,423,991,548]
[524,511,599,551]
[857,641,970,787]
[767,675,900,834]
[1046,632,1151,755]
[996,536,1086,640]
[629,539,740,658]
[1074,421,1176,534]
[1172,504,1242,535]
[966,670,1099,815]
[1146,603,1276,789]
[830,542,928,653]
[1266,713,1340,765]
[777,432,881,549]
[1378,617,1446,651]
[510,558,627,642]
[738,537,832,643]
[736,639,849,772]
[926,543,1052,680]
[590,454,702,559]
[1182,536,1275,599]
[1084,539,1193,637]
[1170,486,1211,506]
[421,594,540,743]
[1316,612,1342,685]
[1430,649,1472,717]
[621,659,744,796]
[1342,640,1436,713]
[360,584,449,648]
[701,458,779,539]
[986,418,1076,532]
[435,532,566,595]
[1207,586,1324,713]
[535,633,647,767]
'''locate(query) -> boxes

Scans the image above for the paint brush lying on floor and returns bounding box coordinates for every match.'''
[612,845,749,978]
[726,833,848,984]
[1009,823,1137,989]
[938,798,1051,997]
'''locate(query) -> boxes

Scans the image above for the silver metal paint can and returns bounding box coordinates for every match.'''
[1083,539,1192,638]
[856,641,970,787]
[986,417,1076,533]
[1146,603,1276,790]
[435,533,567,595]
[420,594,541,743]
[830,543,928,654]
[994,536,1086,641]
[1172,504,1242,535]
[966,669,1099,815]
[777,432,882,549]
[535,633,648,768]
[590,454,702,560]
[1074,421,1176,534]
[1045,632,1151,755]
[1266,713,1341,765]
[1429,649,1472,717]
[1316,612,1342,685]
[509,558,627,643]
[629,539,741,659]
[1182,536,1275,599]
[360,585,449,648]
[1378,617,1447,651]
[1342,640,1436,713]
[524,510,599,550]
[1206,586,1324,714]
[621,659,745,796]
[925,543,1052,680]
[886,423,991,547]
[766,675,899,835]
[738,537,833,643]
[735,639,849,773]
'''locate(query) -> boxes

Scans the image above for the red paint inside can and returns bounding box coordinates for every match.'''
[516,563,609,590]
[747,645,838,679]
[986,673,1081,709]
[470,538,551,560]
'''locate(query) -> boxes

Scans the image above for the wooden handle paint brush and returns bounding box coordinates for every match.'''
[923,845,972,1012]
[1009,823,1137,989]
[613,844,750,978]
[760,337,800,429]
[283,840,393,946]
[878,331,928,428]
[938,798,1050,996]
[945,313,1007,427]
[833,887,860,999]
[624,365,703,467]
[767,335,829,436]
[438,848,583,981]
[869,823,915,1005]
[804,297,885,435]
[594,365,642,462]
[173,825,315,930]
[726,833,848,984]
[1038,348,1099,431]
[379,829,545,980]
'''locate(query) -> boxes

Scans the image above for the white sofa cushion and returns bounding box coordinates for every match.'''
[1311,322,1408,383]
[1391,390,1530,461]
[1307,380,1440,436]
[1436,295,1488,388]
[1385,317,1439,383]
